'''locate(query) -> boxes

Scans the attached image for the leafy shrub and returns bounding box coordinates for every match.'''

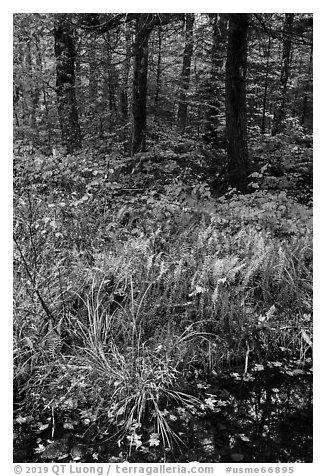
[249,123,312,205]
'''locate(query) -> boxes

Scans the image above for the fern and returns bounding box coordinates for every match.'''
[45,320,62,357]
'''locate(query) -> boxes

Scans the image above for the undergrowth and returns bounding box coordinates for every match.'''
[13,140,312,451]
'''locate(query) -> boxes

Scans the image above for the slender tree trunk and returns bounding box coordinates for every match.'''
[102,32,118,136]
[132,14,153,154]
[75,49,83,116]
[119,25,132,150]
[177,14,195,132]
[121,26,131,121]
[35,34,52,150]
[272,13,294,135]
[225,13,251,193]
[54,14,82,153]
[15,34,27,140]
[301,43,313,127]
[13,34,24,140]
[88,40,98,106]
[261,34,271,133]
[26,39,39,146]
[204,13,227,145]
[106,33,118,117]
[154,26,162,121]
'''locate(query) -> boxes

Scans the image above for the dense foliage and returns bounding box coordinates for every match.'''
[13,13,312,463]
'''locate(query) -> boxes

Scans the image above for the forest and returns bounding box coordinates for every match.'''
[13,13,313,464]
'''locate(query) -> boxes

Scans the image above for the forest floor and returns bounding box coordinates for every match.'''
[14,362,312,463]
[13,135,313,463]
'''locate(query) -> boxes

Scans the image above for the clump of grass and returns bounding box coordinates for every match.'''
[70,277,205,447]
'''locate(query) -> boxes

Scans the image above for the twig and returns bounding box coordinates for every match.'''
[13,234,54,322]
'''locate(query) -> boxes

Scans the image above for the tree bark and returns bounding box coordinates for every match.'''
[204,13,227,145]
[35,33,52,151]
[120,25,132,150]
[177,14,195,132]
[301,43,313,128]
[25,38,39,146]
[54,14,82,153]
[102,31,118,136]
[225,13,251,193]
[75,48,83,115]
[272,13,294,135]
[154,25,162,121]
[88,41,98,106]
[132,14,153,154]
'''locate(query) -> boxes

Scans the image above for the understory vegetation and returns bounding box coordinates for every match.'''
[13,128,312,459]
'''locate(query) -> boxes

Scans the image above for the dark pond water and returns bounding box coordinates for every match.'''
[14,359,312,463]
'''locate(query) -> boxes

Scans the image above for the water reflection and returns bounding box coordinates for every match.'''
[14,360,312,463]
[184,362,312,463]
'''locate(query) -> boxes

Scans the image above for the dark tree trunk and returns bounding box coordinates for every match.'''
[225,14,251,193]
[120,25,132,150]
[301,43,313,127]
[88,42,98,106]
[132,14,153,155]
[177,14,195,132]
[272,13,294,135]
[54,14,82,153]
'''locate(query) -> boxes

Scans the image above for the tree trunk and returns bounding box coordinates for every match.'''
[261,34,271,134]
[26,38,39,146]
[301,43,313,128]
[35,33,52,151]
[88,41,98,107]
[54,14,82,153]
[204,13,227,145]
[132,14,153,155]
[102,31,118,137]
[225,14,251,193]
[106,33,118,119]
[177,14,195,132]
[120,25,132,150]
[272,13,294,135]
[154,25,162,121]
[75,49,83,116]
